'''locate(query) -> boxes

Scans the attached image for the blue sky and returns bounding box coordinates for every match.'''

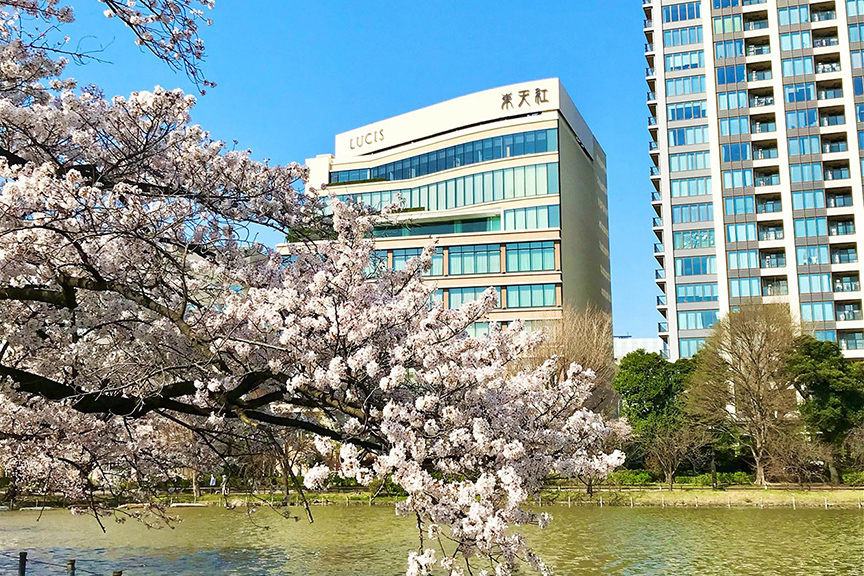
[66,0,657,337]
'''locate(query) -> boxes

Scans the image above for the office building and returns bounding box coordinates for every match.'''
[301,79,610,333]
[645,0,864,358]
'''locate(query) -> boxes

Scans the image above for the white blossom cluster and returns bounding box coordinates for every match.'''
[0,4,624,574]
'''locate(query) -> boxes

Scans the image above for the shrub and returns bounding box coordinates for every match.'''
[842,471,864,486]
[605,469,656,486]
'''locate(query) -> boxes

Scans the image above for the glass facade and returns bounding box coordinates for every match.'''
[506,241,556,272]
[330,128,558,183]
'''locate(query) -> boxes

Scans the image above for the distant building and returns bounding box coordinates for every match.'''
[614,335,667,362]
[300,79,610,333]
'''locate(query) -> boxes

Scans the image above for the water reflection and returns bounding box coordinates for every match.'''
[1,505,861,575]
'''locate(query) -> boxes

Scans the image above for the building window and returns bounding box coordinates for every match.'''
[722,169,753,189]
[449,245,501,276]
[663,2,701,23]
[714,40,744,59]
[793,217,828,238]
[713,15,742,34]
[721,143,751,162]
[673,229,715,249]
[728,250,758,270]
[670,177,712,197]
[716,65,746,85]
[849,1,864,17]
[791,190,825,210]
[676,282,718,303]
[505,241,555,272]
[365,250,388,278]
[801,302,835,323]
[784,83,816,103]
[672,202,713,223]
[781,57,814,77]
[675,256,717,276]
[679,338,706,358]
[778,6,809,25]
[790,162,823,183]
[503,205,560,231]
[449,287,500,309]
[668,126,709,147]
[667,100,707,121]
[724,196,755,215]
[719,116,750,136]
[393,248,444,276]
[780,31,812,51]
[666,75,706,97]
[799,273,831,294]
[814,330,837,342]
[726,223,757,243]
[665,50,704,71]
[730,278,761,298]
[664,26,703,47]
[507,284,557,308]
[788,136,820,156]
[678,310,719,330]
[718,90,747,110]
[786,109,818,129]
[669,151,711,172]
[796,245,830,265]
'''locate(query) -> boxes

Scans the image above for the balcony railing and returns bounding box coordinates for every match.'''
[654,242,664,253]
[645,43,655,52]
[748,70,772,81]
[762,282,789,296]
[823,141,848,153]
[747,45,770,56]
[761,256,786,268]
[837,310,863,322]
[750,95,774,107]
[744,20,769,31]
[644,18,653,27]
[652,216,663,227]
[753,147,778,159]
[649,141,658,151]
[829,222,856,235]
[651,190,661,201]
[646,67,656,77]
[813,37,839,47]
[757,200,782,213]
[657,295,667,306]
[655,269,666,279]
[650,166,661,176]
[755,174,780,187]
[825,167,850,180]
[827,194,853,208]
[648,116,658,126]
[818,88,843,100]
[820,115,845,127]
[839,335,864,350]
[833,250,858,264]
[658,321,669,333]
[812,10,836,22]
[753,121,776,133]
[647,91,656,101]
[759,229,784,241]
[835,280,860,292]
[816,62,841,74]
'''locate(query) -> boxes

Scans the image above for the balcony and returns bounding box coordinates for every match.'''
[747,44,770,56]
[812,10,836,22]
[827,194,853,208]
[648,116,658,126]
[829,221,855,236]
[839,334,864,351]
[748,70,773,81]
[758,227,784,241]
[652,216,663,227]
[762,281,789,296]
[650,166,661,177]
[755,174,780,187]
[657,294,667,306]
[816,62,841,74]
[651,190,661,202]
[823,141,848,153]
[753,147,778,159]
[658,321,669,333]
[757,199,782,213]
[760,254,786,268]
[654,242,664,253]
[750,95,774,107]
[644,18,653,28]
[648,141,658,151]
[753,120,776,133]
[655,269,666,279]
[646,67,656,77]
[820,114,845,127]
[825,167,850,180]
[832,248,858,264]
[818,88,843,100]
[647,91,656,101]
[745,19,769,31]
[813,36,839,48]
[837,309,863,322]
[834,278,860,293]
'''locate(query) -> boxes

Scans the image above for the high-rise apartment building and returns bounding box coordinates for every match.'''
[301,79,610,333]
[645,0,864,359]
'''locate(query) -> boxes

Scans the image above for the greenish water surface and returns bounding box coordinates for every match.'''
[1,505,862,575]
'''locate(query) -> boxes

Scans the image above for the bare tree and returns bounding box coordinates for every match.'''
[514,304,617,414]
[688,303,798,485]
[645,420,709,490]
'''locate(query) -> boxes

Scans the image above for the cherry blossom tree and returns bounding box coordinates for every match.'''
[0,3,623,574]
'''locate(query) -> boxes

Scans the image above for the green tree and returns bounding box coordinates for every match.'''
[786,335,864,483]
[613,350,701,489]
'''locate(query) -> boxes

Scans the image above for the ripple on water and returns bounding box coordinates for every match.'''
[1,506,861,575]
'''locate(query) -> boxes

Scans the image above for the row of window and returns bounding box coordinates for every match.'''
[672,202,714,224]
[662,2,701,23]
[664,25,702,47]
[678,309,719,331]
[673,229,715,250]
[665,50,704,72]
[667,100,708,121]
[669,151,710,172]
[669,125,709,147]
[675,255,717,277]
[445,284,557,310]
[718,163,828,189]
[336,162,559,212]
[330,128,558,184]
[671,176,712,198]
[666,75,706,97]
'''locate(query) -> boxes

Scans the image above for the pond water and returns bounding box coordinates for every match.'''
[1,505,862,575]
